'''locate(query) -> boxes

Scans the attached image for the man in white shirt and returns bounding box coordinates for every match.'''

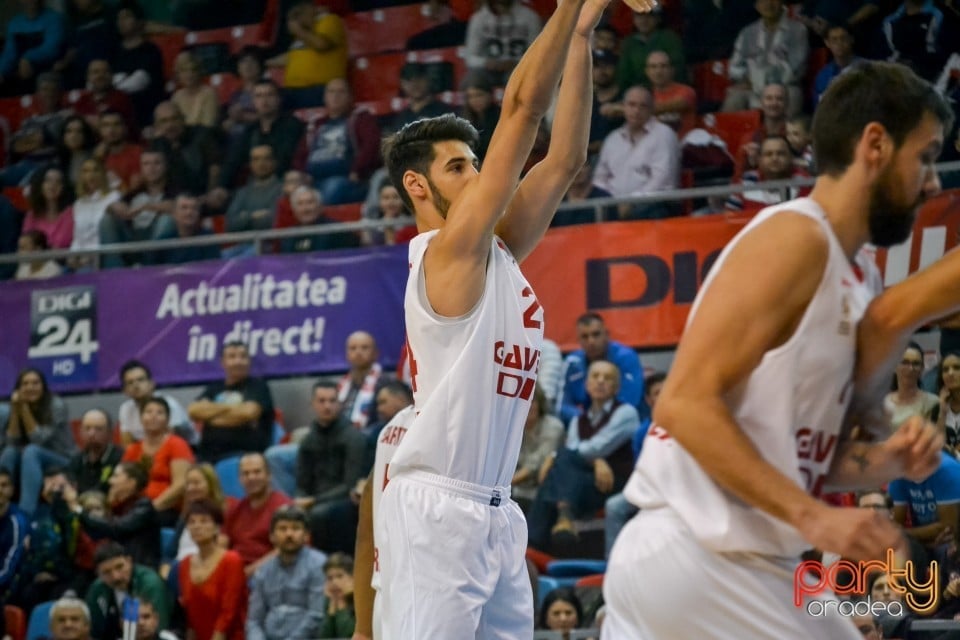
[593,85,679,220]
[117,360,194,445]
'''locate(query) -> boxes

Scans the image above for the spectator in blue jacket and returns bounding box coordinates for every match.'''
[0,0,66,97]
[557,312,644,424]
[0,467,28,594]
[889,450,960,555]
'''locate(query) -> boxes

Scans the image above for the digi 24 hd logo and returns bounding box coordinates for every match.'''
[28,286,99,385]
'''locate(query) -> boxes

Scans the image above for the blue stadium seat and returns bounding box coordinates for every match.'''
[214,456,244,500]
[26,601,54,640]
[537,576,563,609]
[161,527,177,564]
[545,559,607,578]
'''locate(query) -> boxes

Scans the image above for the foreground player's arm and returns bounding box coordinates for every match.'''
[823,417,942,491]
[352,473,375,640]
[893,503,956,545]
[422,0,586,316]
[654,212,902,561]
[494,0,598,263]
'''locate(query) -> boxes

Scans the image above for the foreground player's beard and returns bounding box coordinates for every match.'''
[427,176,452,219]
[867,165,922,248]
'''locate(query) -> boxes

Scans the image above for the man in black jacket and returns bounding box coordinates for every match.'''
[293,381,367,553]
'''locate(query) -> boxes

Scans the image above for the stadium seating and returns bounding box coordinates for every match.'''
[25,601,54,640]
[4,605,26,640]
[214,456,245,499]
[344,4,437,57]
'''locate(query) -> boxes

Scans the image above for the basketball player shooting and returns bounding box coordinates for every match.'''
[603,61,954,639]
[372,0,656,637]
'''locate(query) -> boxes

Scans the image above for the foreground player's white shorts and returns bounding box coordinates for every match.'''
[372,592,382,640]
[603,508,863,640]
[376,469,533,640]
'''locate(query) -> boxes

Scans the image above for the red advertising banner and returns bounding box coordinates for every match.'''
[527,190,960,352]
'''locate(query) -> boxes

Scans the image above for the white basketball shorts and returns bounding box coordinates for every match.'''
[376,469,533,639]
[603,507,863,640]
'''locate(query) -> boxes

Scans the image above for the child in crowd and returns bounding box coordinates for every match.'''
[785,115,814,173]
[15,230,63,280]
[319,552,356,639]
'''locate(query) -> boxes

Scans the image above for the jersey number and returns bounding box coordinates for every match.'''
[522,287,542,330]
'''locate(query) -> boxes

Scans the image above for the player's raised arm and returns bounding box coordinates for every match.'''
[495,0,605,262]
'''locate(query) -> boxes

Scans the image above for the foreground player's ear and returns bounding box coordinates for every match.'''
[860,121,894,170]
[403,171,428,202]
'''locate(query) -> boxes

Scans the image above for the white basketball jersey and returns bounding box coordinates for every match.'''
[625,198,882,557]
[371,404,416,591]
[391,231,545,488]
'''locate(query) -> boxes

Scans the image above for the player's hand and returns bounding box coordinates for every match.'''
[799,503,906,563]
[593,458,614,493]
[882,415,943,482]
[621,0,658,14]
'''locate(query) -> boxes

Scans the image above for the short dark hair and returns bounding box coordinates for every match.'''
[222,341,248,354]
[117,0,146,22]
[140,396,170,418]
[254,79,281,95]
[576,312,605,326]
[813,61,954,177]
[760,135,791,150]
[94,541,131,567]
[184,497,225,525]
[645,371,667,389]
[825,22,853,39]
[323,551,354,575]
[120,359,152,383]
[116,461,149,492]
[313,380,339,395]
[382,113,479,214]
[377,379,413,405]
[235,45,264,71]
[270,504,309,531]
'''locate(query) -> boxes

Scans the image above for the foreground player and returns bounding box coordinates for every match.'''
[603,61,954,638]
[376,0,655,636]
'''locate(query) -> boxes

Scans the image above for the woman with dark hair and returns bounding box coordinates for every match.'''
[179,498,247,640]
[0,368,73,515]
[56,115,97,188]
[21,165,75,249]
[538,587,583,638]
[121,397,195,526]
[360,176,417,247]
[884,341,939,430]
[932,352,960,454]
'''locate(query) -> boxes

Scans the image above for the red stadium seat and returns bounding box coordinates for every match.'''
[150,32,188,81]
[5,605,26,640]
[184,24,266,54]
[2,187,28,212]
[350,52,407,102]
[700,109,761,157]
[526,547,555,574]
[692,59,731,111]
[344,5,436,57]
[324,203,362,223]
[575,574,604,589]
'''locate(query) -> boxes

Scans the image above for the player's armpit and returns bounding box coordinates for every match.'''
[653,212,831,530]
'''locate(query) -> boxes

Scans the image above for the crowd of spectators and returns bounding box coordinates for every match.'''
[0,0,956,276]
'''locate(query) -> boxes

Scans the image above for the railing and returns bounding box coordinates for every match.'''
[3,160,959,270]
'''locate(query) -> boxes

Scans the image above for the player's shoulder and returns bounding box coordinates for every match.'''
[736,203,831,258]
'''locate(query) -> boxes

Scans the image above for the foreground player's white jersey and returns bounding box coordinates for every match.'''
[626,198,883,557]
[371,404,415,591]
[391,230,545,488]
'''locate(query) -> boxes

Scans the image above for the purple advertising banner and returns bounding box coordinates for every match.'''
[0,247,409,394]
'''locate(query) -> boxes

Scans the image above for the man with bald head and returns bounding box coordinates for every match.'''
[337,331,383,429]
[67,408,123,494]
[279,185,357,253]
[305,77,382,204]
[528,360,640,553]
[593,85,679,219]
[149,101,222,197]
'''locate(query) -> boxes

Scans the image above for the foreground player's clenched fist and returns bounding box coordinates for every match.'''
[882,415,944,483]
